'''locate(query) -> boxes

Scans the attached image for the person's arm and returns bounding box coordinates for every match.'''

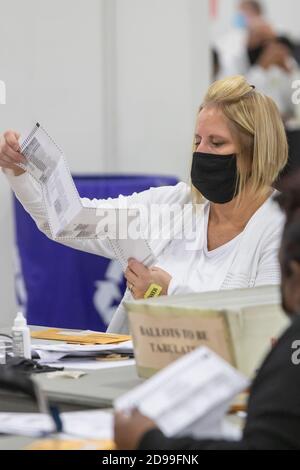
[1,130,188,259]
[114,410,250,450]
[167,278,198,296]
[4,169,115,258]
[138,429,249,450]
[139,320,300,451]
[5,169,187,259]
[116,319,300,451]
[254,225,283,287]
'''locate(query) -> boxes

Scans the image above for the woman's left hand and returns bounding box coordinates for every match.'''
[124,259,172,300]
[114,409,157,450]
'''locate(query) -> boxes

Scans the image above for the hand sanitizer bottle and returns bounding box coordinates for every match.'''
[12,312,31,359]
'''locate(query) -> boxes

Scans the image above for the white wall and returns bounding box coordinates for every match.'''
[265,0,300,39]
[112,0,210,180]
[0,0,210,327]
[0,0,105,327]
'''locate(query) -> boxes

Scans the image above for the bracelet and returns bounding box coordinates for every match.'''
[144,283,163,299]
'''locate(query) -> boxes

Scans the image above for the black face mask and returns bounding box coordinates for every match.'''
[191,152,239,204]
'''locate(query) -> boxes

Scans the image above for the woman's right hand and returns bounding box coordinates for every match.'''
[0,130,27,176]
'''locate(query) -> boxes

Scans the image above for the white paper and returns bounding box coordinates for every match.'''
[19,124,81,237]
[35,350,67,363]
[42,358,135,370]
[0,410,113,440]
[115,346,249,439]
[62,410,113,440]
[32,340,133,355]
[33,340,134,364]
[18,123,156,268]
[0,413,54,437]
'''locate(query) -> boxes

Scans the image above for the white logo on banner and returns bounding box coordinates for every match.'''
[13,245,28,314]
[93,260,124,325]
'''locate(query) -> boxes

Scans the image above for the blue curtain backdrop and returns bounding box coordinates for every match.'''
[13,175,178,331]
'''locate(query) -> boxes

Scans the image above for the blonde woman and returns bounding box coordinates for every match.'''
[0,76,288,334]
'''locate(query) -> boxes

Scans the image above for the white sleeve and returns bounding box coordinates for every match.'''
[5,170,187,259]
[254,227,282,287]
[167,278,196,296]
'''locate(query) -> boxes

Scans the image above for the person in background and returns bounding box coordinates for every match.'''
[241,0,275,65]
[0,76,288,334]
[114,171,300,450]
[247,36,300,121]
[215,1,275,78]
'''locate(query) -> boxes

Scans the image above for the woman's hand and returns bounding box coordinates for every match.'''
[114,410,157,450]
[125,258,172,300]
[0,131,26,176]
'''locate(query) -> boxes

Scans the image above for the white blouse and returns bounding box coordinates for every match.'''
[157,203,243,295]
[5,171,285,334]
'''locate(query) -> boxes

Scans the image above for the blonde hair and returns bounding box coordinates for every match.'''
[192,75,288,204]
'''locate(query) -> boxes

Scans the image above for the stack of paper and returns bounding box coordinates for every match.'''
[32,340,134,369]
[0,410,113,440]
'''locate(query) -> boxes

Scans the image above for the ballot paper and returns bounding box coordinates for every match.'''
[115,346,249,439]
[18,123,155,268]
[32,339,134,366]
[0,410,113,440]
